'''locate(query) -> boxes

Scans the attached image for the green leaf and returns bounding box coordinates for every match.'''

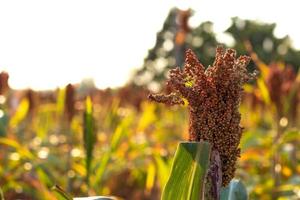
[220,179,248,200]
[83,96,95,186]
[93,121,128,190]
[0,112,9,137]
[161,141,211,200]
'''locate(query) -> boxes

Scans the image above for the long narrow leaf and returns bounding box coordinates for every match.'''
[162,141,211,200]
[52,185,73,200]
[83,96,95,186]
[56,88,66,116]
[93,116,132,191]
[93,125,124,188]
[0,138,34,159]
[0,187,4,200]
[9,98,29,127]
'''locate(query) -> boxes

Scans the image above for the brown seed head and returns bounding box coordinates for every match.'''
[64,84,75,122]
[0,71,9,95]
[266,63,297,119]
[26,89,38,116]
[149,46,256,186]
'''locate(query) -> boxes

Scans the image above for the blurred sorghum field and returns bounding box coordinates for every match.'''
[0,53,300,199]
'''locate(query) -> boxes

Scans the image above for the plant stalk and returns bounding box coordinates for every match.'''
[205,150,222,200]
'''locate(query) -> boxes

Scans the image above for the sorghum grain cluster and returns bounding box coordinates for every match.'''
[149,46,256,186]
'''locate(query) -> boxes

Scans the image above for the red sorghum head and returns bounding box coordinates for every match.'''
[266,63,298,119]
[149,46,256,186]
[64,84,75,122]
[0,72,9,95]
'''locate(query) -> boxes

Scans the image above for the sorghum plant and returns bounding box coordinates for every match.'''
[149,46,256,187]
[0,71,9,95]
[266,63,298,124]
[64,83,76,192]
[26,89,38,118]
[64,83,75,123]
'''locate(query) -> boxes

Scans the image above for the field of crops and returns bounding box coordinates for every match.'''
[1,6,300,200]
[0,54,300,200]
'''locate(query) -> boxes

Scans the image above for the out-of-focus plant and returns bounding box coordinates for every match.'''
[0,72,9,95]
[65,84,76,123]
[25,89,38,119]
[0,71,10,137]
[83,96,96,187]
[52,184,73,200]
[0,186,4,200]
[239,41,300,199]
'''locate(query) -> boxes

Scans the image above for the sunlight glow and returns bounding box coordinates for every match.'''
[0,0,299,90]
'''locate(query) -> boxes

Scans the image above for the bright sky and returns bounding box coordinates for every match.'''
[0,0,299,90]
